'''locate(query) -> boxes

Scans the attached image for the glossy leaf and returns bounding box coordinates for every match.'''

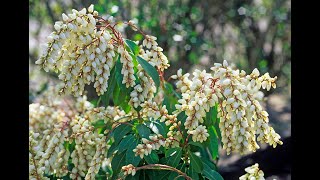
[188,166,200,180]
[103,65,117,105]
[144,151,159,164]
[125,39,140,55]
[207,126,219,160]
[137,56,160,89]
[190,152,204,173]
[136,124,151,138]
[202,162,223,180]
[118,134,135,153]
[126,138,141,166]
[166,147,182,167]
[113,124,132,144]
[111,151,127,179]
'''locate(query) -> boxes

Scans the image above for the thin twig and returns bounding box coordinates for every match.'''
[135,164,192,180]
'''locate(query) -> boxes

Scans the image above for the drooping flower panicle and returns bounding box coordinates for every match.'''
[171,60,282,155]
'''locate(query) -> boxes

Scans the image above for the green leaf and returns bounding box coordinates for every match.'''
[165,147,178,158]
[190,152,204,173]
[111,151,127,179]
[92,119,105,129]
[177,112,187,126]
[107,141,119,158]
[214,118,222,140]
[113,83,120,105]
[136,124,151,138]
[166,147,182,167]
[207,126,219,160]
[144,151,159,164]
[67,140,76,153]
[146,170,158,180]
[119,95,132,113]
[126,139,141,166]
[133,34,143,41]
[205,106,218,127]
[137,56,160,89]
[168,163,186,180]
[201,158,217,171]
[113,124,132,144]
[163,82,180,114]
[125,39,140,55]
[189,141,204,149]
[202,162,223,180]
[113,56,132,112]
[164,82,181,99]
[103,65,117,105]
[145,121,166,136]
[188,166,200,180]
[118,134,135,153]
[139,170,148,180]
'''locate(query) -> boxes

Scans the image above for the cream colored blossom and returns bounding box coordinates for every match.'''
[188,125,210,143]
[171,60,282,155]
[239,163,265,180]
[122,164,136,176]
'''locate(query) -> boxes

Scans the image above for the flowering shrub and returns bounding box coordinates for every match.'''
[30,4,283,180]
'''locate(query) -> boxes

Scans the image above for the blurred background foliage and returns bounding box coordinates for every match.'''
[29,0,290,96]
[29,0,291,179]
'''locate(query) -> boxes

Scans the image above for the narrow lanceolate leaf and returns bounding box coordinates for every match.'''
[125,39,140,55]
[205,106,216,127]
[144,151,159,164]
[166,147,182,167]
[189,141,204,149]
[202,162,223,180]
[111,151,127,179]
[103,65,116,105]
[118,134,135,153]
[190,152,204,173]
[137,56,160,89]
[207,126,219,160]
[188,166,199,180]
[107,141,119,158]
[113,124,132,144]
[126,138,141,166]
[136,124,151,138]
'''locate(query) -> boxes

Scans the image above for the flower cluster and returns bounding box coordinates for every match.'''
[85,136,107,180]
[118,46,136,88]
[211,60,282,154]
[121,164,136,176]
[133,102,182,158]
[84,106,128,125]
[37,119,70,178]
[140,43,169,72]
[129,68,156,108]
[29,131,49,180]
[188,125,210,143]
[172,69,221,143]
[36,5,116,96]
[29,85,131,179]
[239,163,265,180]
[133,134,165,158]
[36,4,170,98]
[171,60,282,154]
